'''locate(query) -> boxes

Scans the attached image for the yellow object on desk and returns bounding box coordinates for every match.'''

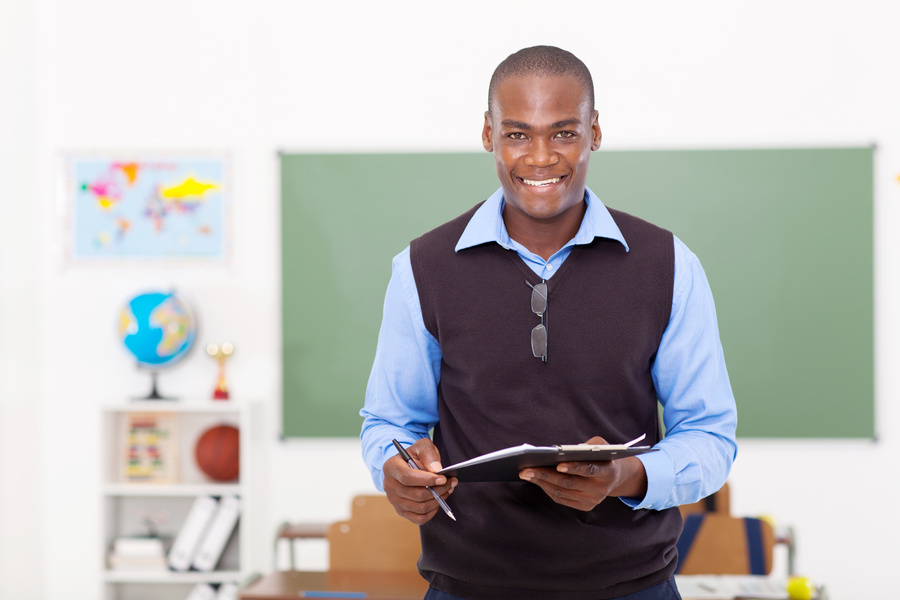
[787,576,816,600]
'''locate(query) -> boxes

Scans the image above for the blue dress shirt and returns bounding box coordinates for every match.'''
[361,186,738,510]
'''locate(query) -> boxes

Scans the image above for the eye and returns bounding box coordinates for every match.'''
[555,131,576,139]
[507,132,528,140]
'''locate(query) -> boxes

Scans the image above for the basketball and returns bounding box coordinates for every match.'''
[194,424,240,481]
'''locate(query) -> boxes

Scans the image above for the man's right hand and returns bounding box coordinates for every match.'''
[382,437,456,525]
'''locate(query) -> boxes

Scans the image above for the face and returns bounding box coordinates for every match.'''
[483,74,601,223]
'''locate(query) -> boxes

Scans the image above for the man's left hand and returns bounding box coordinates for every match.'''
[518,436,648,511]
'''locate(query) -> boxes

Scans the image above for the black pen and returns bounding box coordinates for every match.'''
[391,439,456,521]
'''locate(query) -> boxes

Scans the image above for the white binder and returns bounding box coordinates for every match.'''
[191,495,241,572]
[167,495,218,572]
[184,583,217,600]
[215,582,239,600]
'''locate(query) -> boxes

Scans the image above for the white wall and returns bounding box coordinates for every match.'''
[0,0,42,596]
[1,0,898,598]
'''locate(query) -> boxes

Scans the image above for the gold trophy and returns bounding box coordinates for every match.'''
[206,342,234,400]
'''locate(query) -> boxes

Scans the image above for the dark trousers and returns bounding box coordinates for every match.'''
[423,578,682,600]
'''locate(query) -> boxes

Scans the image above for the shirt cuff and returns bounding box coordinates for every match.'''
[619,448,675,510]
[365,433,421,492]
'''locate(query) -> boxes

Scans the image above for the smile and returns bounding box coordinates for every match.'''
[520,176,563,187]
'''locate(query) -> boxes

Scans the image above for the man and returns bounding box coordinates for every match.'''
[361,45,737,600]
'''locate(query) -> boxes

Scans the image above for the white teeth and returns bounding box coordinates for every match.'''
[522,177,561,187]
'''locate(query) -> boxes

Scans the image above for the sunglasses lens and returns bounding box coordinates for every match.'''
[531,282,548,314]
[531,324,547,359]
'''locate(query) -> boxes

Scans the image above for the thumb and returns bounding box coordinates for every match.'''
[410,437,443,473]
[583,436,609,445]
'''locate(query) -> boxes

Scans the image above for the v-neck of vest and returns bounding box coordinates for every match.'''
[506,244,585,293]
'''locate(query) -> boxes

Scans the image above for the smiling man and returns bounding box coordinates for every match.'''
[361,46,737,600]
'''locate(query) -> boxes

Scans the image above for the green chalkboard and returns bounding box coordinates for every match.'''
[281,148,873,438]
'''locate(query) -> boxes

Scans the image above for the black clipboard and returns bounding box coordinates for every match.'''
[437,443,658,482]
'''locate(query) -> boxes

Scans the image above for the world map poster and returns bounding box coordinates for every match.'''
[67,156,229,260]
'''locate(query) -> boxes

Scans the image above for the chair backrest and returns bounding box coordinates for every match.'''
[679,482,731,518]
[675,513,775,575]
[327,494,421,573]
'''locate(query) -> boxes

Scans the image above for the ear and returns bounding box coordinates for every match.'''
[591,110,603,150]
[482,112,494,152]
[590,110,602,151]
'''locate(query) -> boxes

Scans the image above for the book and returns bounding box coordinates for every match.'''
[167,495,219,571]
[191,494,241,572]
[112,536,169,558]
[437,434,657,482]
[107,554,168,571]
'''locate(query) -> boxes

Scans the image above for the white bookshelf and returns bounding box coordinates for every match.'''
[100,399,260,600]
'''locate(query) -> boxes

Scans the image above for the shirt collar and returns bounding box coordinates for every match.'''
[455,186,629,253]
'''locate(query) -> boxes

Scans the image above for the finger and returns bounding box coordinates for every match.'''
[520,467,577,489]
[556,461,612,478]
[394,499,440,525]
[430,477,458,498]
[409,438,444,473]
[386,477,450,519]
[392,476,454,502]
[386,452,447,487]
[383,476,442,524]
[419,474,456,495]
[583,435,608,445]
[404,507,439,525]
[400,468,447,487]
[520,467,608,511]
[520,471,591,509]
[383,455,455,507]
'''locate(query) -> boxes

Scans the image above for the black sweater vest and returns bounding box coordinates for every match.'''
[409,203,683,600]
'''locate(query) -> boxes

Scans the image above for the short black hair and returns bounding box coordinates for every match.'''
[488,45,595,115]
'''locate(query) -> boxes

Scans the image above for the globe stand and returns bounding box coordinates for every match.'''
[138,371,173,401]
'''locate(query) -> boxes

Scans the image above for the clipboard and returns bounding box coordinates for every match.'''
[437,435,657,482]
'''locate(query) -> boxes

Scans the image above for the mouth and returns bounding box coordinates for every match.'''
[519,175,565,188]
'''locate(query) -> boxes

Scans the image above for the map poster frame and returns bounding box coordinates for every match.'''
[61,151,232,265]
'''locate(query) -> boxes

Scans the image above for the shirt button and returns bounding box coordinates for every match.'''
[545,263,554,270]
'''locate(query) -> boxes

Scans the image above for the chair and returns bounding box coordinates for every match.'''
[675,482,795,576]
[327,494,422,573]
[679,482,731,517]
[273,520,329,570]
[675,513,776,575]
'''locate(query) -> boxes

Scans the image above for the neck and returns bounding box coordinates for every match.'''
[503,200,587,261]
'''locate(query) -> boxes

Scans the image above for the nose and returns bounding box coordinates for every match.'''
[524,137,558,167]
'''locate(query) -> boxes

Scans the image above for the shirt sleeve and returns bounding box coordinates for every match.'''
[622,236,739,510]
[360,247,442,491]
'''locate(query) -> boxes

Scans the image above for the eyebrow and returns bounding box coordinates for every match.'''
[500,118,582,130]
[551,118,581,130]
[501,119,532,130]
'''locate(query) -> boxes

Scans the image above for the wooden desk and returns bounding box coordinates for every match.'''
[240,571,429,600]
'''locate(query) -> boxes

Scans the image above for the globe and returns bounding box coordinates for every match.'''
[119,290,198,398]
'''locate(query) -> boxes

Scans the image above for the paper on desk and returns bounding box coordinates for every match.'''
[675,575,789,600]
